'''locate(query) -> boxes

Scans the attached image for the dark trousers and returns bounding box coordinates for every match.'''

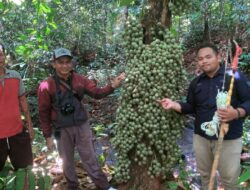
[58,121,110,190]
[0,129,33,171]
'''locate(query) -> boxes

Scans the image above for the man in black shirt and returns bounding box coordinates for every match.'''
[159,43,250,190]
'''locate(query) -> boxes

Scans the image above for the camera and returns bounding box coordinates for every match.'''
[60,103,75,115]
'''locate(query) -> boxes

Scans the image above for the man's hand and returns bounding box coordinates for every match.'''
[217,106,238,123]
[19,95,34,140]
[157,98,182,113]
[46,137,55,151]
[111,72,125,88]
[157,98,174,110]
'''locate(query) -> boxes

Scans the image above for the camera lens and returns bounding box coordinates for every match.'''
[61,103,75,115]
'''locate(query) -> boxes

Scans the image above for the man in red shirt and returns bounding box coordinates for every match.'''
[38,48,125,190]
[0,43,34,176]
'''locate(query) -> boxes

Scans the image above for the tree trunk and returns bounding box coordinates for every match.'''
[124,7,128,20]
[141,0,171,44]
[203,15,211,42]
[118,165,162,190]
[202,1,211,43]
[118,1,174,190]
[118,165,185,190]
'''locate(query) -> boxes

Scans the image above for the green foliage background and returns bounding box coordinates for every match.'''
[0,0,249,188]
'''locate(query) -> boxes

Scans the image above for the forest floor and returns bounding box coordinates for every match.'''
[45,125,226,190]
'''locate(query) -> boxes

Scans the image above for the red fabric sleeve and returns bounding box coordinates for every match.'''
[81,76,114,99]
[37,80,53,138]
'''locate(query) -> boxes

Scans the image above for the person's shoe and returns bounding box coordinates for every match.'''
[108,187,117,190]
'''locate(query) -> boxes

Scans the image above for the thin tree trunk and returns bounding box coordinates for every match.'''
[202,1,211,43]
[124,7,128,20]
[203,16,211,42]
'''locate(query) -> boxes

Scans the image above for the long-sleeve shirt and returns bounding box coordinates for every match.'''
[180,66,250,140]
[38,72,114,138]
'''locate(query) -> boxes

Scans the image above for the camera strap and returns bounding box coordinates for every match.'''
[52,75,88,128]
[53,75,82,102]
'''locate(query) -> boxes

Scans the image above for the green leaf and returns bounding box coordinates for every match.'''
[166,181,178,189]
[31,30,37,35]
[179,170,188,179]
[32,19,38,25]
[98,154,106,166]
[38,174,45,190]
[169,27,178,37]
[0,164,12,178]
[107,123,117,129]
[37,35,43,43]
[44,27,51,35]
[16,45,27,55]
[54,0,61,5]
[93,124,105,134]
[0,2,4,10]
[18,34,28,41]
[0,177,4,189]
[49,22,57,29]
[119,0,135,7]
[26,28,35,32]
[15,169,26,190]
[40,3,51,14]
[28,168,35,190]
[6,176,15,190]
[32,0,38,5]
[44,175,52,190]
[239,167,250,183]
[38,44,48,51]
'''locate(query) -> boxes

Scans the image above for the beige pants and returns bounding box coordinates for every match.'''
[193,134,242,190]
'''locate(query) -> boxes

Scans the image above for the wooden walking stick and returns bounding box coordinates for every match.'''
[208,41,242,190]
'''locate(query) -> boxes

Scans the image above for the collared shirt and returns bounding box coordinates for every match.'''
[0,69,25,95]
[0,69,25,138]
[180,66,250,140]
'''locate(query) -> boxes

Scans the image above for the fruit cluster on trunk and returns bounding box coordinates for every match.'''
[113,19,187,184]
